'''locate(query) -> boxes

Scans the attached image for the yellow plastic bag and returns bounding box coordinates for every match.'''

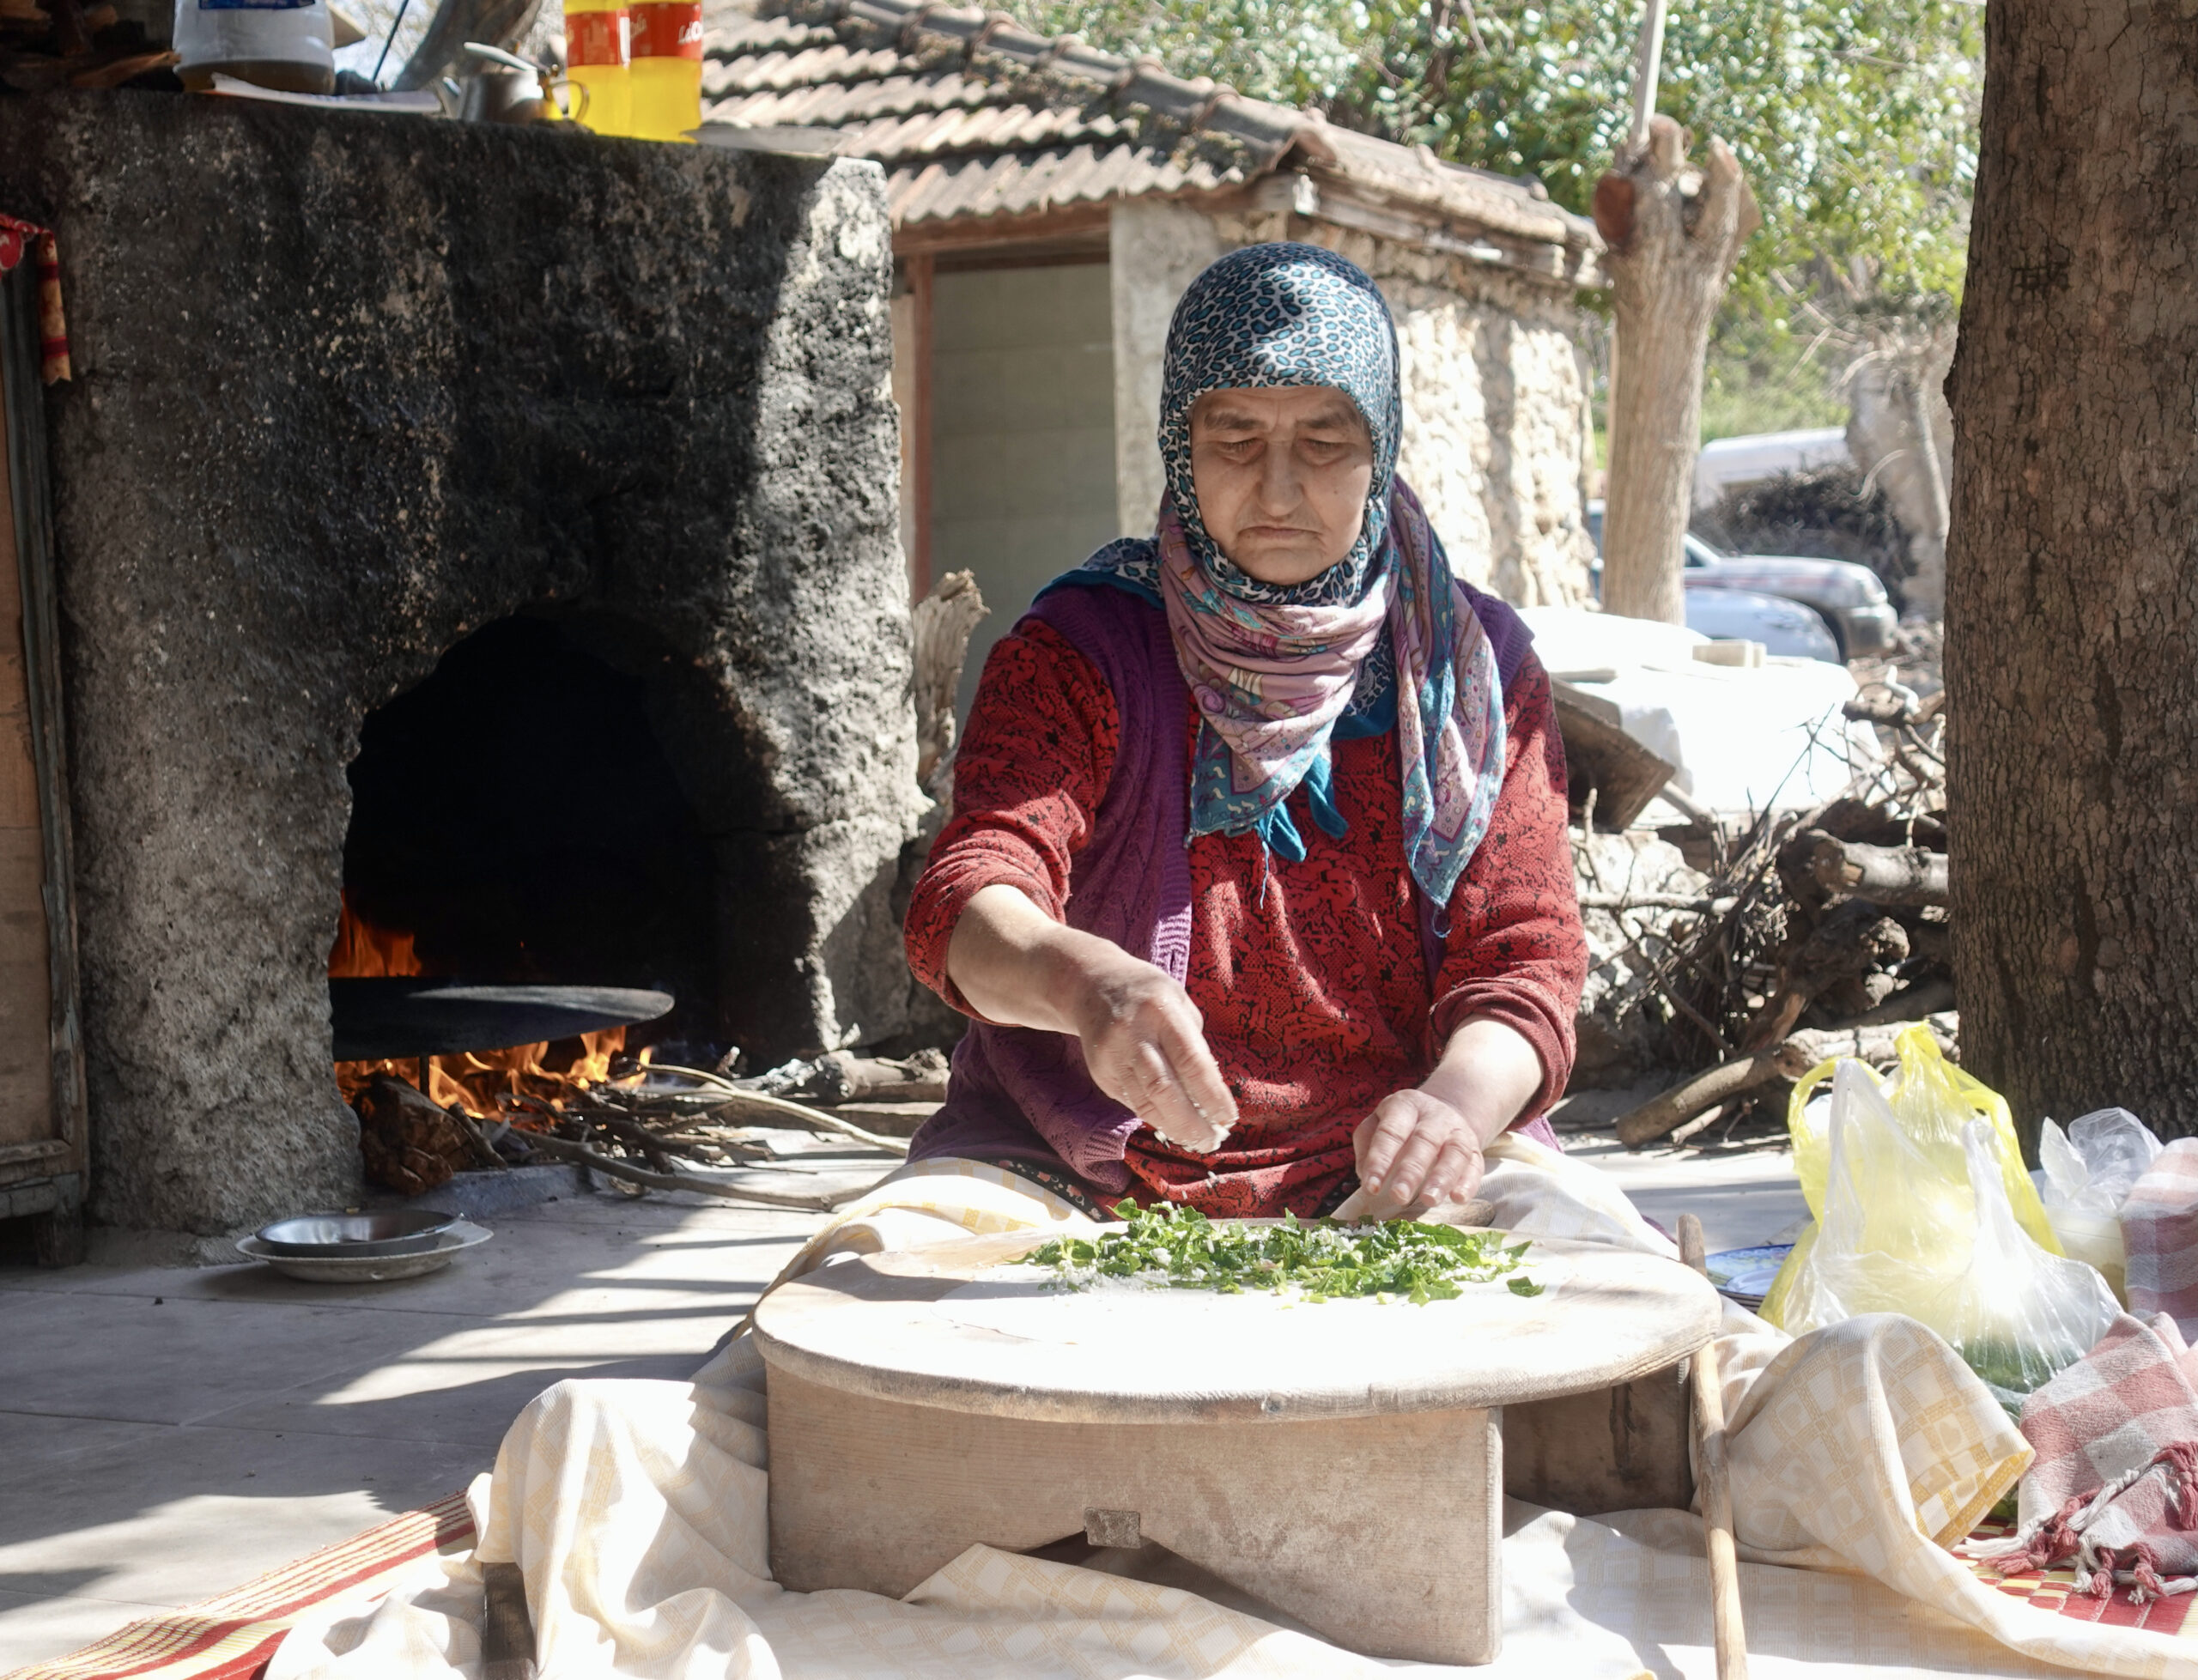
[1785,1024,2055,1242]
[1759,1028,2116,1410]
[1758,1024,2066,1337]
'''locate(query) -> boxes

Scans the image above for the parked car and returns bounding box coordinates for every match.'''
[1586,500,1898,659]
[1679,584,1842,662]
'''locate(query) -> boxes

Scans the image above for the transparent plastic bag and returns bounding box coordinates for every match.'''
[1765,1061,2117,1409]
[1939,1119,2121,1409]
[2035,1107,2162,1301]
[1769,1023,2060,1285]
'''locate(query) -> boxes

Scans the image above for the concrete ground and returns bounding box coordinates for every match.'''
[0,1132,1807,1671]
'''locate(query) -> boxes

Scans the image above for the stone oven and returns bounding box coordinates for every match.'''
[0,94,926,1237]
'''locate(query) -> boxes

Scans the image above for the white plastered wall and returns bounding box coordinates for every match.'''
[927,261,1120,718]
[1110,201,1222,535]
[1108,201,1595,607]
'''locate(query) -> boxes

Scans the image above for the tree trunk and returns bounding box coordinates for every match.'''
[1947,0,2198,1144]
[1844,325,1954,619]
[1896,362,1951,618]
[1593,115,1755,624]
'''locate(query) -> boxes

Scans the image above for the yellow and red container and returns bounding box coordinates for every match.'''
[562,0,630,136]
[628,0,702,142]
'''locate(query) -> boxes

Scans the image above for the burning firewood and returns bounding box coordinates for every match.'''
[355,1073,491,1195]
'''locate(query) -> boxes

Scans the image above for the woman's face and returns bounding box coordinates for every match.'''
[1187,385,1375,587]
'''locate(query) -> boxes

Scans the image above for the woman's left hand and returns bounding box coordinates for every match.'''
[1353,1089,1485,1216]
[1353,1016,1547,1219]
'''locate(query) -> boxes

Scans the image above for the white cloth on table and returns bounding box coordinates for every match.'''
[269,1134,2198,1679]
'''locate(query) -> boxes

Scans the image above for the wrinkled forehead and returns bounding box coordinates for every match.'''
[1190,386,1369,436]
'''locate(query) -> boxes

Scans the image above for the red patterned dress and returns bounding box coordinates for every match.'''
[905,619,1587,1218]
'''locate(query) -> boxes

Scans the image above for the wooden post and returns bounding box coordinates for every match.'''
[1593,3,1758,627]
[1624,0,1669,150]
[905,251,936,603]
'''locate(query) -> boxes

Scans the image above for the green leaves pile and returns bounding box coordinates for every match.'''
[1017,1200,1543,1306]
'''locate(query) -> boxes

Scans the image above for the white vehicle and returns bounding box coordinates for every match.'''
[1691,428,1852,511]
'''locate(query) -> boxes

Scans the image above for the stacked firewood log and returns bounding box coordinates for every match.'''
[1588,682,1950,1148]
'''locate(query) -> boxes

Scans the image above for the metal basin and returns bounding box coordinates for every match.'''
[256,1210,457,1257]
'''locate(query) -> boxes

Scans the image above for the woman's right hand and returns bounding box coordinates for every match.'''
[945,883,1238,1154]
[1065,945,1237,1154]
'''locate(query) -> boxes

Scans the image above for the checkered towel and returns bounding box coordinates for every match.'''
[1966,1312,2198,1600]
[2124,1138,2198,1339]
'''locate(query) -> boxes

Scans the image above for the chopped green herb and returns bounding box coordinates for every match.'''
[1015,1199,1539,1305]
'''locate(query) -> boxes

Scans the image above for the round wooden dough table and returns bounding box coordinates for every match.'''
[754,1226,1721,1665]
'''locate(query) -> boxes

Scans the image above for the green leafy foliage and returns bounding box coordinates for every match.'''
[1017,0,1980,319]
[1017,1198,1539,1304]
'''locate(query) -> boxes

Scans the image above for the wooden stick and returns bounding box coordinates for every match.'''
[644,1066,913,1155]
[480,1560,537,1680]
[1578,891,1737,912]
[497,1125,892,1213]
[1624,0,1670,151]
[1679,1212,1749,1680]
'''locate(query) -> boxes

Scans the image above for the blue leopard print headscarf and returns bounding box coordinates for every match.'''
[1044,243,1506,905]
[1160,242,1402,607]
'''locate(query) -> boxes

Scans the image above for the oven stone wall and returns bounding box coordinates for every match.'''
[0,95,922,1235]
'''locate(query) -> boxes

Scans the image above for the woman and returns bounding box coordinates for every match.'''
[902,241,1586,1223]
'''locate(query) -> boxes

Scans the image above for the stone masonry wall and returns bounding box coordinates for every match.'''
[0,95,921,1234]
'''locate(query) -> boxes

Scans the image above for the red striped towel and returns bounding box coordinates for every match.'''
[0,215,69,385]
[2124,1139,2198,1339]
[1967,1313,2198,1601]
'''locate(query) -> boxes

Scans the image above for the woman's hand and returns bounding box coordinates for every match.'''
[1353,1016,1547,1218]
[1066,946,1236,1153]
[945,883,1238,1153]
[1353,1089,1486,1216]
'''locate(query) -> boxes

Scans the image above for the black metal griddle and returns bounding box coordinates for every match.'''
[329,978,674,1063]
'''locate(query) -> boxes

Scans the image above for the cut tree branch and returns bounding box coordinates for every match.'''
[1616,1014,1958,1148]
[1741,898,1910,1050]
[507,1125,894,1212]
[1804,832,1948,907]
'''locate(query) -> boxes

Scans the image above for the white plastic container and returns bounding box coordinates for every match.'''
[174,0,335,94]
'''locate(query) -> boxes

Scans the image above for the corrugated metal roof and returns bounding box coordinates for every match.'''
[700,0,1600,261]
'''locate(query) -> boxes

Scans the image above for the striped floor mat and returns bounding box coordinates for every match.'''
[2,1492,475,1680]
[1964,1517,2198,1636]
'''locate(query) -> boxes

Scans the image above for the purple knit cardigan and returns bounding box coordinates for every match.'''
[908,582,1553,1193]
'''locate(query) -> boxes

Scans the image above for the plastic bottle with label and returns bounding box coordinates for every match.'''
[562,0,630,136]
[173,0,335,93]
[628,0,701,142]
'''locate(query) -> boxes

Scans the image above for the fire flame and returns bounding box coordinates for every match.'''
[328,890,422,979]
[330,893,637,1119]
